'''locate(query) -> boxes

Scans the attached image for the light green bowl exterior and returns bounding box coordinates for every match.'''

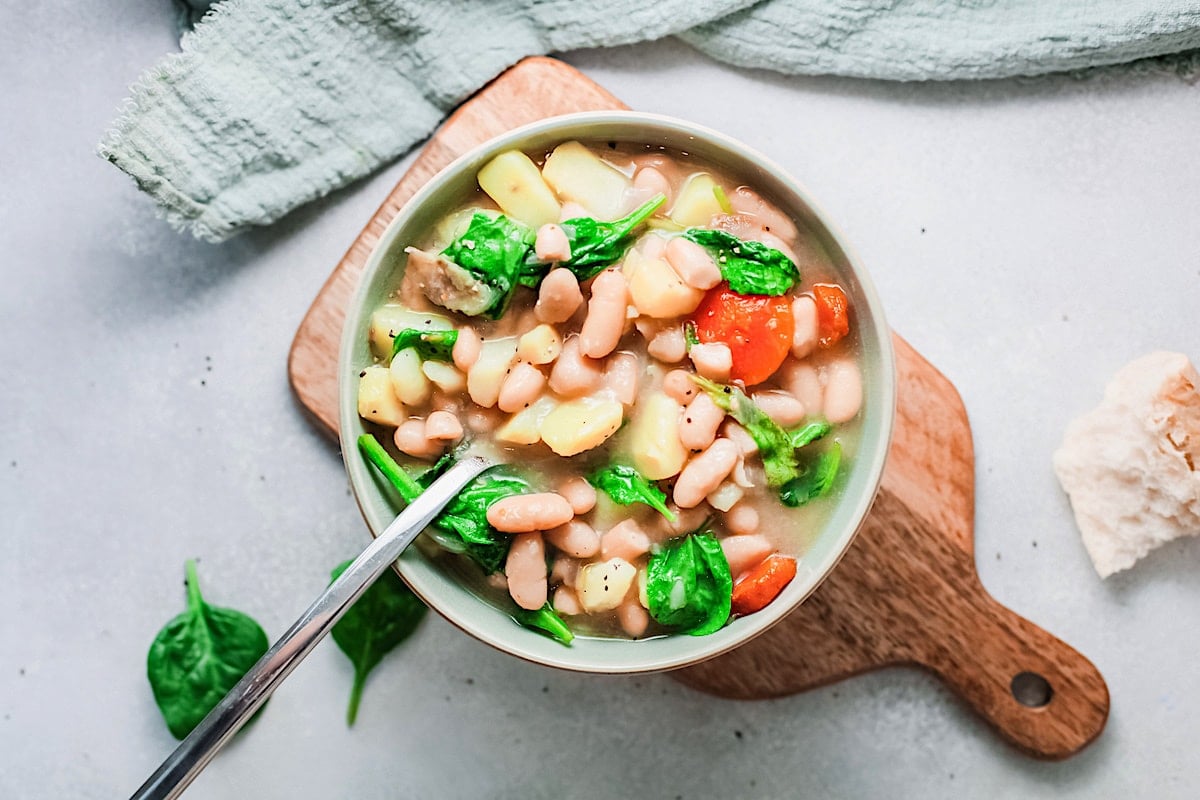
[338,112,896,674]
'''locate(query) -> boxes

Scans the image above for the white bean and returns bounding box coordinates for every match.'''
[652,503,710,539]
[690,342,732,382]
[553,586,583,616]
[393,418,441,459]
[729,186,799,242]
[823,358,863,423]
[559,201,590,222]
[752,390,806,427]
[535,268,584,324]
[487,493,575,533]
[673,438,740,509]
[791,295,819,359]
[452,326,482,372]
[647,325,687,364]
[638,233,668,260]
[662,368,698,404]
[580,269,629,359]
[618,597,650,638]
[550,555,580,587]
[679,392,725,452]
[546,520,601,559]
[725,504,761,537]
[633,166,672,206]
[557,476,597,515]
[497,362,547,413]
[785,361,823,417]
[720,534,773,579]
[505,532,548,611]
[721,420,758,456]
[605,351,641,407]
[466,406,501,434]
[535,223,572,262]
[665,236,722,290]
[600,519,651,562]
[548,335,604,397]
[424,410,463,441]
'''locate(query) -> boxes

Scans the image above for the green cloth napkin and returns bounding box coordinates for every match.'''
[100,0,1200,242]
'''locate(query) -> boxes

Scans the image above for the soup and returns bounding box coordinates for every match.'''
[355,140,863,643]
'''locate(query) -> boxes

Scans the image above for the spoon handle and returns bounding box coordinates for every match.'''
[130,455,492,800]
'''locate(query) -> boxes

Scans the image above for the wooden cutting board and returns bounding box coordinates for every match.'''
[288,57,1109,760]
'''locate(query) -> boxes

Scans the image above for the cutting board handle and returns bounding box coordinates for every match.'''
[915,579,1110,759]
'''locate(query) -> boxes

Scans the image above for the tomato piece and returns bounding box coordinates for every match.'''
[730,555,797,616]
[691,284,793,386]
[812,284,850,348]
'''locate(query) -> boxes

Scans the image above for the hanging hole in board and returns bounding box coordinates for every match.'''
[1011,671,1053,708]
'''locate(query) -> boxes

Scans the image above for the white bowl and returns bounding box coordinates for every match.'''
[339,111,896,673]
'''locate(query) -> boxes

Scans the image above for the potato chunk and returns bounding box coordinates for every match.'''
[628,391,687,480]
[389,348,431,407]
[577,558,637,613]
[495,396,560,446]
[357,366,407,426]
[669,173,724,227]
[624,248,704,319]
[467,337,519,408]
[368,305,453,361]
[477,150,561,228]
[540,396,624,457]
[541,141,631,221]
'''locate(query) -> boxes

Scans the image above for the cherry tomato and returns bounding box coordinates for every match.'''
[691,284,793,386]
[812,283,850,348]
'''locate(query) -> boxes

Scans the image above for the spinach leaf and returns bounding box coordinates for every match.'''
[644,526,733,636]
[780,442,842,507]
[513,603,575,646]
[358,433,422,503]
[329,559,427,725]
[441,213,536,318]
[390,328,458,362]
[523,194,667,283]
[147,560,270,739]
[788,420,831,449]
[684,321,700,351]
[587,464,677,522]
[683,228,799,296]
[692,376,799,488]
[358,434,531,574]
[433,467,533,574]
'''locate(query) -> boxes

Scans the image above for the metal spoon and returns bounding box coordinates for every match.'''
[129,455,492,800]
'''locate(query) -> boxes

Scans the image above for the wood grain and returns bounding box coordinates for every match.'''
[287,56,1109,759]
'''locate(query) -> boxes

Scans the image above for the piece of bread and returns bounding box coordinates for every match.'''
[1053,351,1200,578]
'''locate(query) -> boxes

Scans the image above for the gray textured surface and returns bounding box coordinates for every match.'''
[3,4,1200,798]
[101,0,1200,241]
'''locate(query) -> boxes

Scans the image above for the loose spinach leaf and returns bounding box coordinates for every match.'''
[644,526,733,636]
[684,321,700,350]
[587,464,677,522]
[147,560,270,740]
[358,434,531,574]
[522,194,667,284]
[390,328,458,362]
[329,559,427,725]
[788,420,831,449]
[513,603,575,646]
[683,228,799,296]
[780,442,842,507]
[441,213,536,318]
[692,376,799,488]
